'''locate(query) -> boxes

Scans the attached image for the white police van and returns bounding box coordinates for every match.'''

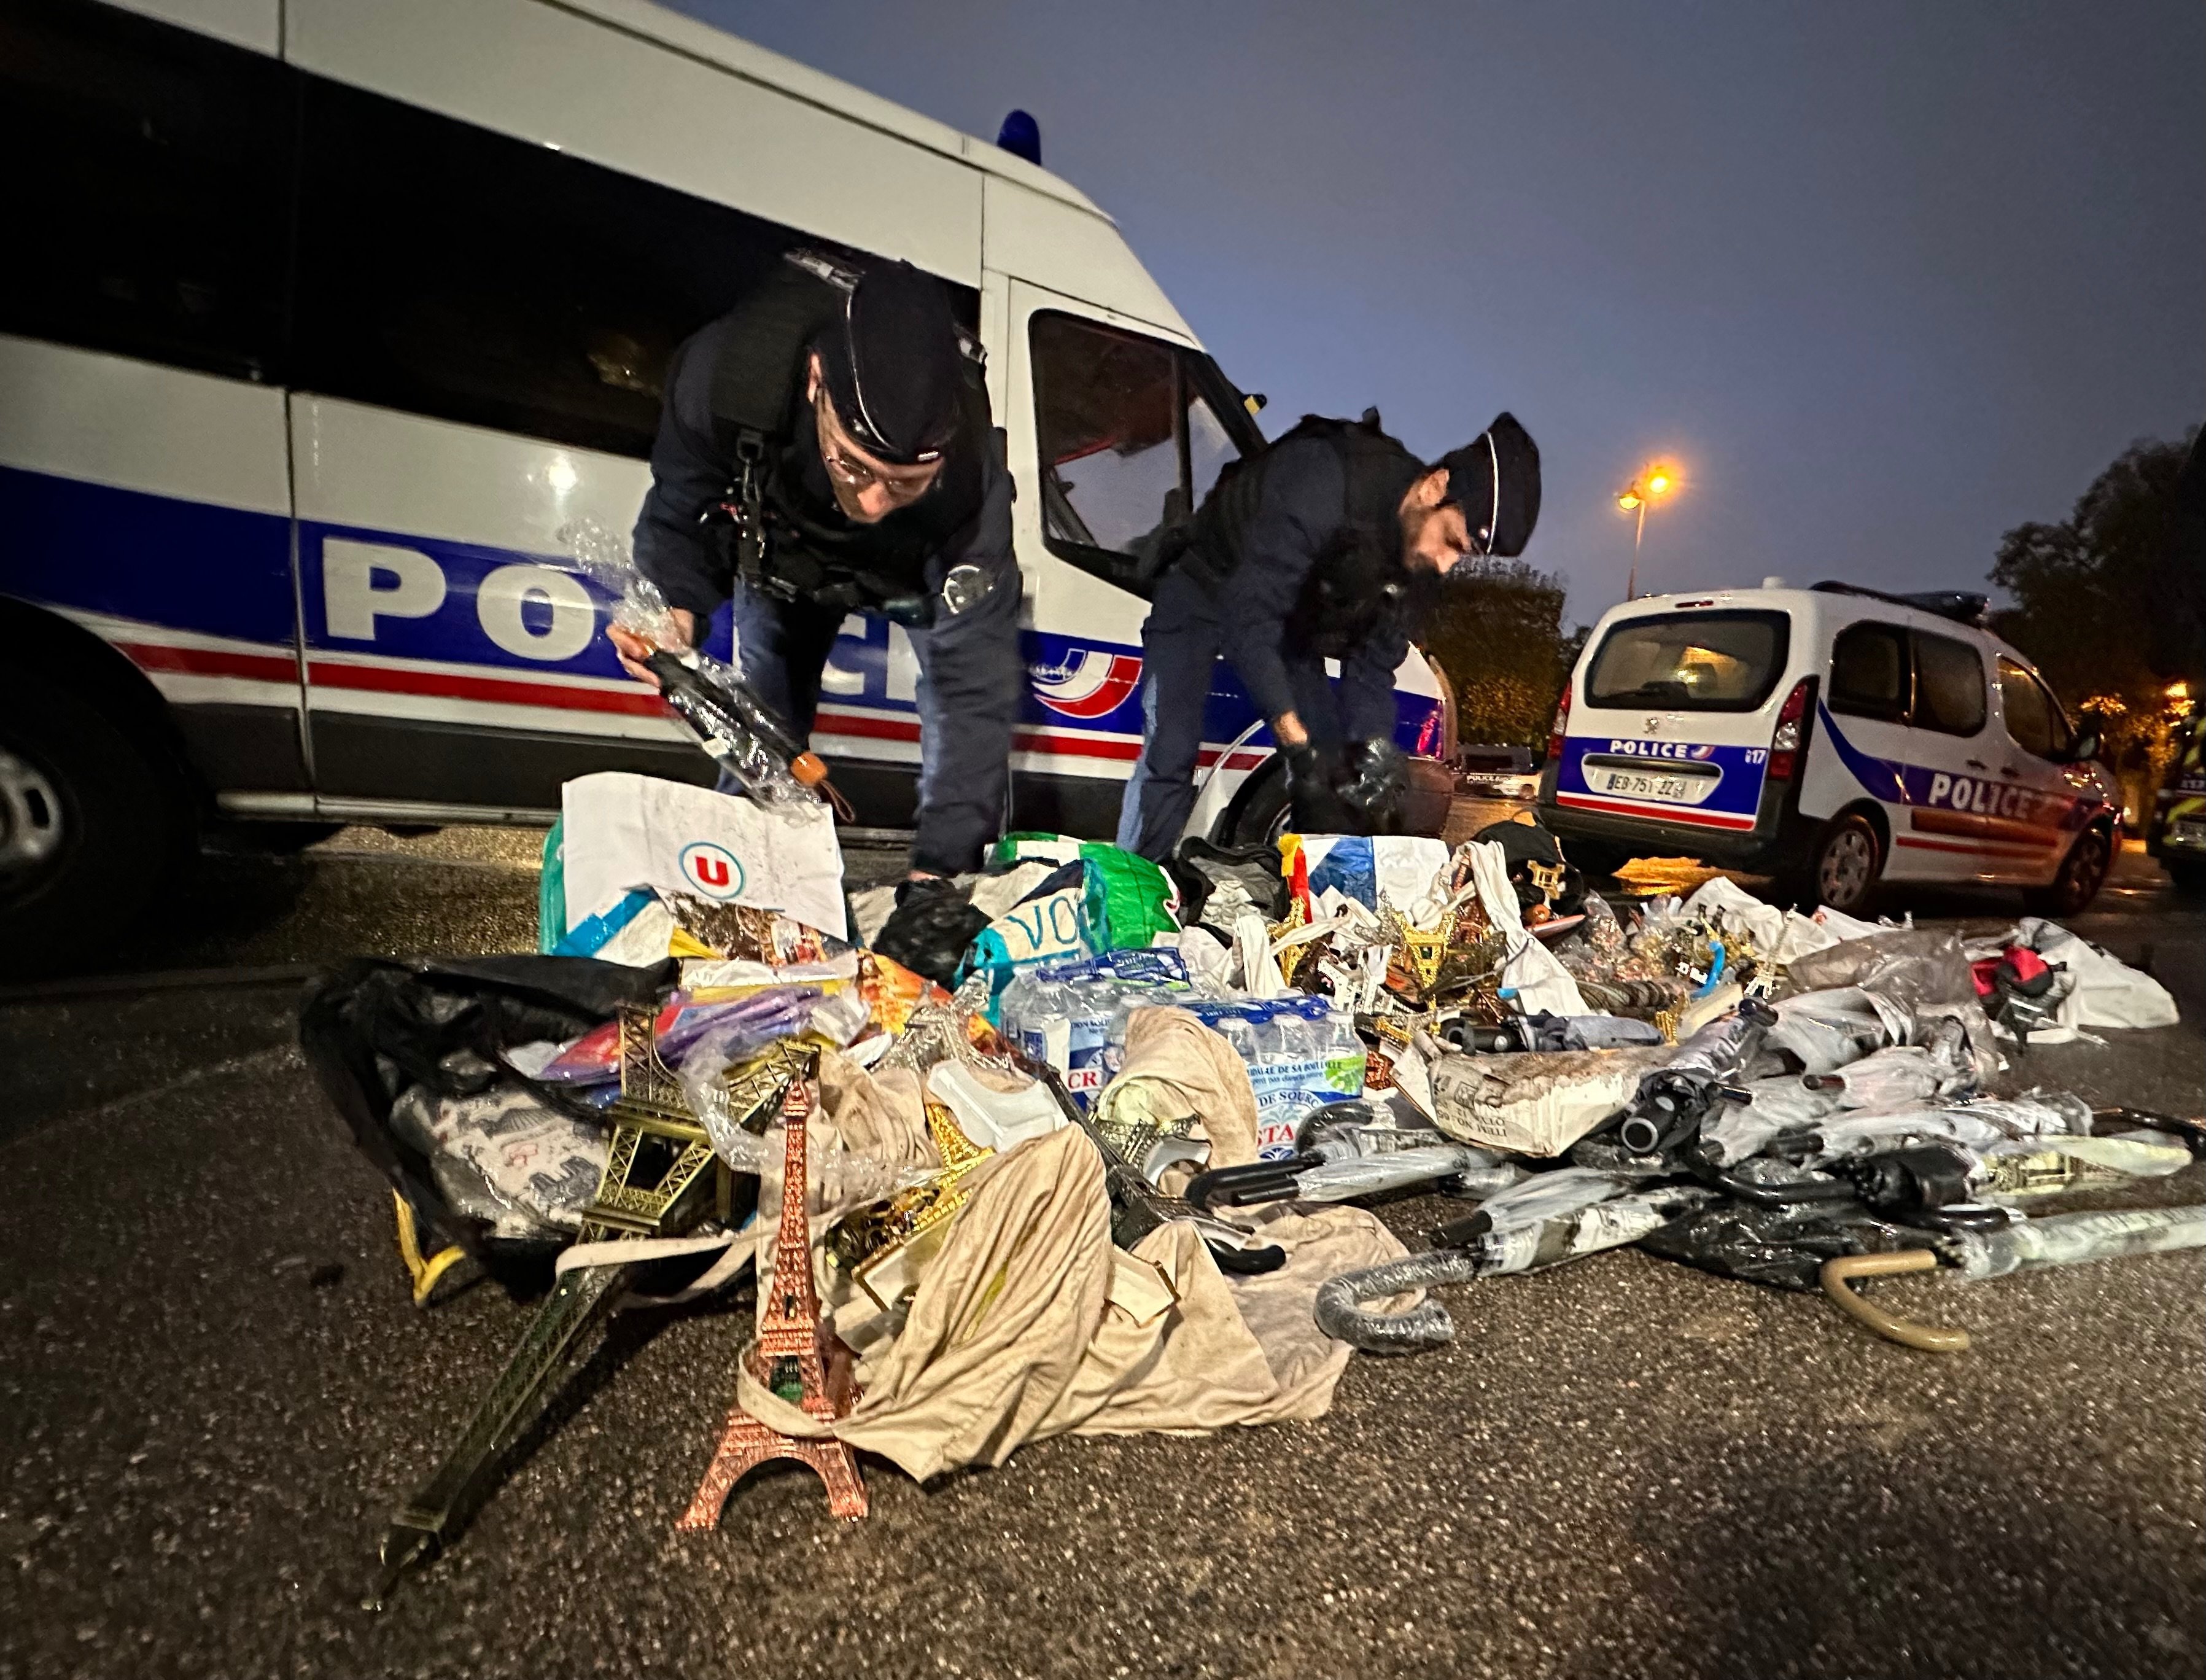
[1538,581,2120,915]
[0,0,1453,952]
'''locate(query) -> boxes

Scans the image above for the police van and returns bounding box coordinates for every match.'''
[0,0,1453,950]
[1537,581,2120,915]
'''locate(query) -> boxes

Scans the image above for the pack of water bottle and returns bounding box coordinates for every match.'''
[1162,997,1369,1158]
[998,949,1202,1111]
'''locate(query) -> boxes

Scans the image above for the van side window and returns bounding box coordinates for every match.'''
[292,79,981,458]
[1828,623,1911,720]
[0,2,294,382]
[1912,631,1987,736]
[1029,311,1253,588]
[1997,656,2072,759]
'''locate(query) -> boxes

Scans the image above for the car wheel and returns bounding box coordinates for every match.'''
[2025,825,2112,919]
[2166,857,2206,897]
[1216,754,1293,848]
[1802,812,1882,914]
[0,672,196,975]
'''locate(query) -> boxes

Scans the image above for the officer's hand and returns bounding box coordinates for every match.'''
[1284,742,1357,835]
[609,609,697,686]
[1339,737,1408,816]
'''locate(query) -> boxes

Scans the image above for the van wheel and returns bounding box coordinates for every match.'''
[1802,812,1882,914]
[2025,826,2111,919]
[2167,857,2206,898]
[1214,755,1293,848]
[0,672,196,975]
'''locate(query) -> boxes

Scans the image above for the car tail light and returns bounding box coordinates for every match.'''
[1546,685,1572,764]
[1768,677,1814,782]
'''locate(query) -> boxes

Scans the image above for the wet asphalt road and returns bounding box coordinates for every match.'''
[1,826,2200,1680]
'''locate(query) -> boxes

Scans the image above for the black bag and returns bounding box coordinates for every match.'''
[298,955,675,1289]
[1471,815,1585,918]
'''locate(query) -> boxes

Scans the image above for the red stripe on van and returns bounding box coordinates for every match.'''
[1893,835,2055,857]
[1553,791,1759,830]
[117,642,297,684]
[306,659,670,716]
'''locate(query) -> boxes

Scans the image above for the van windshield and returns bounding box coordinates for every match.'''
[1585,610,1790,712]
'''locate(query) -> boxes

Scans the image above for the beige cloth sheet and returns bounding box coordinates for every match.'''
[736,1041,1404,1480]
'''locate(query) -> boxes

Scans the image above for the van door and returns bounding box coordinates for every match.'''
[282,72,820,814]
[1992,655,2089,884]
[1005,279,1264,834]
[0,1,306,799]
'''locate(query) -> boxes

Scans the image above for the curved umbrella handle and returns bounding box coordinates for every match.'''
[1819,1250,1970,1353]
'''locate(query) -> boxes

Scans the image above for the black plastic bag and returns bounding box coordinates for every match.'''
[299,954,675,1289]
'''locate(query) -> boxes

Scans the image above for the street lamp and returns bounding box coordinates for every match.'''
[1616,461,1681,599]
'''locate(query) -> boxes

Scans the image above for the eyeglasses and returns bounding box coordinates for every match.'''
[816,390,941,506]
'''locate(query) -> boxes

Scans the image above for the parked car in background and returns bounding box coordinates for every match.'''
[1539,580,2121,916]
[2146,715,2204,892]
[1456,744,1542,801]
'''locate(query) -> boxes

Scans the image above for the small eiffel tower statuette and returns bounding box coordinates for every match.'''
[677,1069,867,1530]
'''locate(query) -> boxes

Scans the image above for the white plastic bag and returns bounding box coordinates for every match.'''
[561,771,847,940]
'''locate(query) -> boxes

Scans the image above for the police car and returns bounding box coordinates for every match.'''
[0,0,1451,954]
[1538,581,2121,915]
[2146,716,2204,893]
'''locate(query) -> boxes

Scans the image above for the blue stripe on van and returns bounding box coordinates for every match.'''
[0,464,292,643]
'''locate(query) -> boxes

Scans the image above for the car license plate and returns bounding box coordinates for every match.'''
[1594,767,1698,803]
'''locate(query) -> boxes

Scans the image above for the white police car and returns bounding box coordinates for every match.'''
[1538,581,2121,915]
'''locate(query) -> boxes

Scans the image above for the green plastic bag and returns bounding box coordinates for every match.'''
[1076,841,1177,952]
[537,818,565,954]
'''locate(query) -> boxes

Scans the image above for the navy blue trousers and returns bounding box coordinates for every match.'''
[1114,568,1346,862]
[729,558,1024,877]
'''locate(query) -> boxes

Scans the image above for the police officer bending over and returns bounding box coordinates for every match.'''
[612,253,1020,970]
[1116,409,1540,862]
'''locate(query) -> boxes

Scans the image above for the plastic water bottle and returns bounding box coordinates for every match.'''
[1213,1006,1261,1066]
[1313,1003,1369,1097]
[1257,1005,1321,1071]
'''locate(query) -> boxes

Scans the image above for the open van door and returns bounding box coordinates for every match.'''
[1001,278,1272,838]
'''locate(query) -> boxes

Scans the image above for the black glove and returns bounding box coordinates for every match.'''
[871,876,988,987]
[1284,742,1357,835]
[1337,737,1408,824]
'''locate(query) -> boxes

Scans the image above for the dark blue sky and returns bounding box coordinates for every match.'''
[676,1,2203,626]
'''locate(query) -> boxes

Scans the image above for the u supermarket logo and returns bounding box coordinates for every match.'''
[678,841,746,900]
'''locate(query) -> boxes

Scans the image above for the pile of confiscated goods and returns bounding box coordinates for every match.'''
[303,605,2200,1600]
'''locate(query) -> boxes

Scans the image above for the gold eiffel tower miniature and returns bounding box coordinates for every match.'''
[677,1075,866,1529]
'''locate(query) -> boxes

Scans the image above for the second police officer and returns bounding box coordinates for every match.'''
[1116,408,1543,861]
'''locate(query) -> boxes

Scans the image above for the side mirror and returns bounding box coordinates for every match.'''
[2070,729,2101,762]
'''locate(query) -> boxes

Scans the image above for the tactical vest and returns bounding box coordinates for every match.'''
[703,252,992,623]
[1175,411,1431,657]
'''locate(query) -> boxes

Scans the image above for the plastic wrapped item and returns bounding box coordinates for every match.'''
[1766,986,1907,1075]
[389,1084,609,1240]
[1639,1199,1933,1292]
[1787,928,1977,1009]
[1613,998,1777,1156]
[564,518,825,812]
[1847,1133,2194,1213]
[1700,1075,1845,1164]
[1940,1205,2206,1281]
[1809,1090,2092,1160]
[1315,1183,1717,1351]
[2015,917,2180,1032]
[1802,1041,1975,1111]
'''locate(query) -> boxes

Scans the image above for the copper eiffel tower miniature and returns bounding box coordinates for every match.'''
[677,1073,867,1529]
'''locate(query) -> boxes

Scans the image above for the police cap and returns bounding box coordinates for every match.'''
[817,260,965,467]
[1437,413,1541,558]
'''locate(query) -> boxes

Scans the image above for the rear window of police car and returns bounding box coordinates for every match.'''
[1585,611,1790,713]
